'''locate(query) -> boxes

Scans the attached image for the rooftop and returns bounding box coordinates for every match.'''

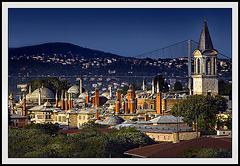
[124,136,232,158]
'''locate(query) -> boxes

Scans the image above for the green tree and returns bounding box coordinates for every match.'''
[171,95,228,131]
[178,145,199,158]
[27,77,71,94]
[82,120,106,129]
[174,81,183,91]
[218,80,232,98]
[198,148,232,158]
[24,123,60,136]
[154,74,169,93]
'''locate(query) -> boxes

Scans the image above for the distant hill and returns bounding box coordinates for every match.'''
[8,42,124,59]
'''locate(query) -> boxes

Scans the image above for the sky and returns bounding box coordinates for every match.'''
[8,6,232,58]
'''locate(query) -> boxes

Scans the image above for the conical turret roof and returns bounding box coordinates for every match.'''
[197,17,214,52]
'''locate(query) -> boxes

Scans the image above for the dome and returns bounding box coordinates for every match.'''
[102,116,124,126]
[78,91,88,99]
[101,91,110,97]
[68,85,79,94]
[28,87,54,99]
[43,101,52,107]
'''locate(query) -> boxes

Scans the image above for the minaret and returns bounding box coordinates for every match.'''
[192,17,218,96]
[38,88,41,105]
[157,79,160,93]
[29,84,32,95]
[79,74,83,95]
[109,86,112,99]
[142,77,146,91]
[152,78,155,94]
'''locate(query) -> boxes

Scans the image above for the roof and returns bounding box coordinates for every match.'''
[113,124,192,133]
[197,18,214,52]
[124,136,232,158]
[150,115,184,124]
[101,115,124,125]
[27,87,55,99]
[68,84,79,94]
[10,114,28,119]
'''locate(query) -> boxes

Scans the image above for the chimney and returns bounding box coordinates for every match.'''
[65,92,68,111]
[115,99,120,114]
[156,93,162,114]
[130,99,135,114]
[68,93,71,109]
[127,84,135,108]
[95,88,99,107]
[86,91,89,103]
[23,93,26,116]
[56,92,58,107]
[124,99,128,114]
[71,93,73,109]
[117,89,121,108]
[61,91,64,109]
[96,108,99,120]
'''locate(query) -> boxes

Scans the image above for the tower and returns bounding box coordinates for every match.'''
[192,18,218,96]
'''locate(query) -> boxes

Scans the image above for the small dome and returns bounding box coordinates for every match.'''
[43,101,52,107]
[102,116,124,126]
[68,85,79,94]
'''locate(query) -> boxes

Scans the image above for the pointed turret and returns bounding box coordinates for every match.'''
[197,17,214,52]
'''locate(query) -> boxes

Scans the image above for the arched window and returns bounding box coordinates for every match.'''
[197,58,201,74]
[207,58,211,75]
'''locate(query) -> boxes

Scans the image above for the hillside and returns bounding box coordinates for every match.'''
[8,42,124,59]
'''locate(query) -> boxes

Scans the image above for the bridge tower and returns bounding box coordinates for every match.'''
[192,18,218,96]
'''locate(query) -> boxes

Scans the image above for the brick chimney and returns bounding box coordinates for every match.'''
[86,91,89,103]
[61,91,64,109]
[115,99,120,114]
[68,93,71,109]
[156,93,162,114]
[65,92,68,111]
[55,92,58,107]
[23,93,26,116]
[117,89,121,108]
[95,88,99,107]
[130,99,135,114]
[96,108,99,120]
[124,99,128,114]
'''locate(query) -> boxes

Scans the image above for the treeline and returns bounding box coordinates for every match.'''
[8,123,155,158]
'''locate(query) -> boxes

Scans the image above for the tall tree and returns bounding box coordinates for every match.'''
[174,81,183,91]
[154,74,169,93]
[171,95,228,131]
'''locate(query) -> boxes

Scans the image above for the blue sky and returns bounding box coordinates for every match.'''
[8,8,232,58]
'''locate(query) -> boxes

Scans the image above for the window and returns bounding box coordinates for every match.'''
[79,116,81,120]
[83,116,85,120]
[150,105,153,109]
